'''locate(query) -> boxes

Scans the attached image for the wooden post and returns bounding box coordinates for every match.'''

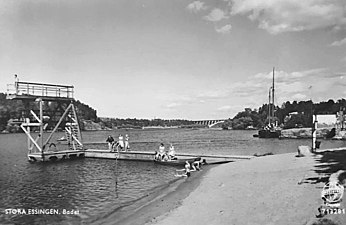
[27,118,31,153]
[272,67,275,112]
[268,88,271,124]
[312,115,317,152]
[43,103,72,148]
[39,98,44,161]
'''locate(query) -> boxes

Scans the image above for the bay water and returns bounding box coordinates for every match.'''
[0,129,345,224]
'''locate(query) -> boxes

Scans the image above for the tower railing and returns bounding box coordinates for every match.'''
[7,81,74,100]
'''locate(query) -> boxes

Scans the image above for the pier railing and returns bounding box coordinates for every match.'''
[7,81,74,100]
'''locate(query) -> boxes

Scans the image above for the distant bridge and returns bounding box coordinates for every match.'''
[193,119,225,128]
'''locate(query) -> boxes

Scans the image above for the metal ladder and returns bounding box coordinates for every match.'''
[65,105,83,150]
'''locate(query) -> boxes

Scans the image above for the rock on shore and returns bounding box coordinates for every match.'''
[280,128,330,139]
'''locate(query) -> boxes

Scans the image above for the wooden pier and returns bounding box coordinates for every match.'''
[84,149,253,164]
[26,148,253,164]
[28,150,85,162]
[85,149,155,161]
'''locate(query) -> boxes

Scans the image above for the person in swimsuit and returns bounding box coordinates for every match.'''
[168,143,176,160]
[191,158,205,171]
[175,161,191,177]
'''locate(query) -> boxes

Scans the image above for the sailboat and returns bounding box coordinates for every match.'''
[258,67,281,138]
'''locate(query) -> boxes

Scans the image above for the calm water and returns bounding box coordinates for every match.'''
[1,128,345,224]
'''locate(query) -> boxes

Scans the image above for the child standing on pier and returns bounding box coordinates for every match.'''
[124,134,130,151]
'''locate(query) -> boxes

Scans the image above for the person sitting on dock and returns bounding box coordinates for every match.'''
[158,143,165,160]
[113,141,121,152]
[175,161,191,177]
[168,144,176,160]
[154,151,160,160]
[106,135,115,151]
[118,134,124,151]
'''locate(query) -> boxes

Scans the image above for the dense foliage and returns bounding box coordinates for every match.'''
[100,117,195,129]
[228,99,346,130]
[2,89,346,132]
[0,91,195,132]
[0,93,97,132]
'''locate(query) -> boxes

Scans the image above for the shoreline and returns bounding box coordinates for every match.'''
[107,148,346,225]
[93,164,213,225]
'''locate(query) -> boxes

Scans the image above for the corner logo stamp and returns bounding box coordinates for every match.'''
[321,181,344,207]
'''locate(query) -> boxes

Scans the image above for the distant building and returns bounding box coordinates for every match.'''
[283,111,302,124]
[316,114,337,128]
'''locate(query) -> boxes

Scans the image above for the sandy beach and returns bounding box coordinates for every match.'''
[103,148,346,225]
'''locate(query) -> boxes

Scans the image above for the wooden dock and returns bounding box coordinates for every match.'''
[26,148,254,164]
[85,149,155,161]
[27,149,252,164]
[84,149,253,164]
[28,150,85,162]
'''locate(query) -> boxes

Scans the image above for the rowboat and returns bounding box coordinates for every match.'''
[154,156,201,166]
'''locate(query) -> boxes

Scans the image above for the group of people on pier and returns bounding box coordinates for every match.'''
[106,134,130,152]
[154,143,176,161]
[106,136,205,178]
[176,158,206,178]
[154,142,206,177]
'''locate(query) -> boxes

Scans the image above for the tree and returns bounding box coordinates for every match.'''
[232,117,253,130]
[284,114,309,129]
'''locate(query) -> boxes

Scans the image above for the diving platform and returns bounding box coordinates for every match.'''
[7,81,74,101]
[6,77,83,163]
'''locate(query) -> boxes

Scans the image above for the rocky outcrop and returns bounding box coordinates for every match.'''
[82,120,112,131]
[332,130,346,140]
[280,128,330,139]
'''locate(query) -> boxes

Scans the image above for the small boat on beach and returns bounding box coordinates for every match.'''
[154,156,201,166]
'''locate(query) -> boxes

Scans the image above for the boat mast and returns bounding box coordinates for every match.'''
[271,67,275,124]
[268,88,271,125]
[272,67,275,108]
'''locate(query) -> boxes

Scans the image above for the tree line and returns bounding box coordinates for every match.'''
[0,92,195,132]
[99,117,195,129]
[223,99,346,130]
[1,90,345,132]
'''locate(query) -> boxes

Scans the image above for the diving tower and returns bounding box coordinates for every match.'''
[6,77,84,162]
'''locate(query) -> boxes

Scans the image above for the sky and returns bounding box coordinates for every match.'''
[0,0,346,120]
